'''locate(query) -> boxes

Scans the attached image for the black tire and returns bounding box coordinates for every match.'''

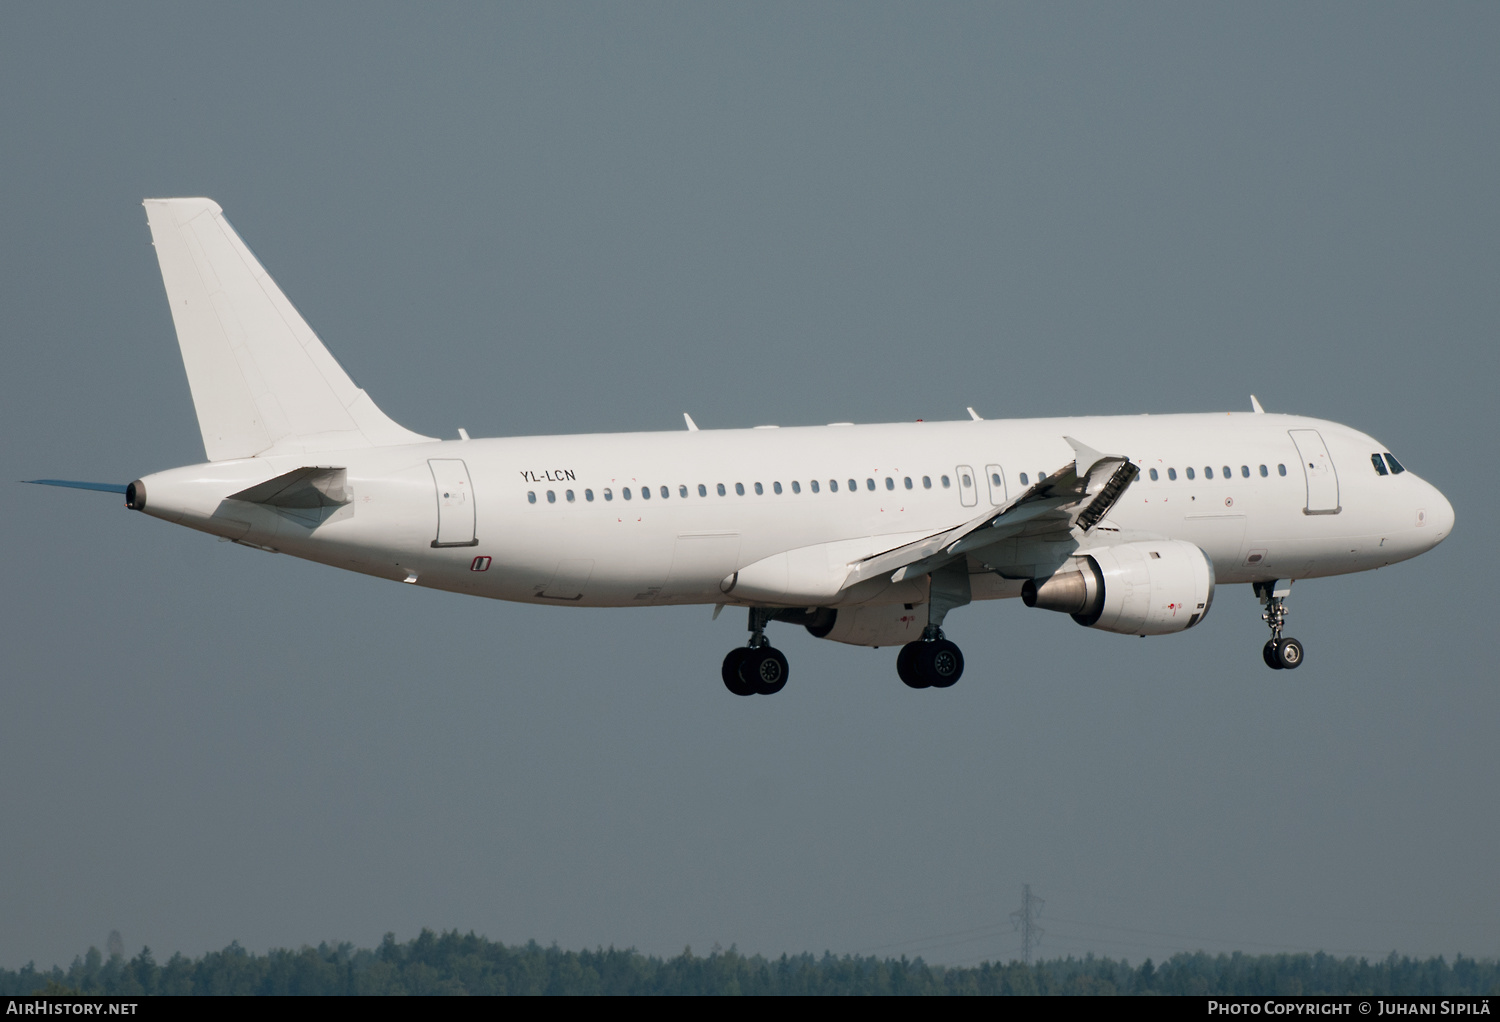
[897,642,925,688]
[1263,639,1284,670]
[722,648,755,696]
[740,646,789,695]
[924,639,964,688]
[1276,637,1304,670]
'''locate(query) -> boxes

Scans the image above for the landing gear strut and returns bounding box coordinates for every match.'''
[897,561,970,689]
[1255,580,1304,671]
[721,608,789,696]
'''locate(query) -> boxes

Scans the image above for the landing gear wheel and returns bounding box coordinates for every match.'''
[898,639,964,688]
[923,639,964,688]
[739,646,789,695]
[722,648,755,696]
[897,642,927,689]
[1262,639,1284,671]
[1276,637,1304,670]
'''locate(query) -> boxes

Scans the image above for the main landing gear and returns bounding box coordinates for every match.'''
[1255,580,1304,671]
[894,559,970,690]
[896,628,965,689]
[722,608,789,696]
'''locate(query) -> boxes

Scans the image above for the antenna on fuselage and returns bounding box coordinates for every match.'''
[1250,395,1266,414]
[683,413,700,431]
[967,407,984,421]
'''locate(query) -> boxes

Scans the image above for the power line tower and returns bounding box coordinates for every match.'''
[1010,884,1044,964]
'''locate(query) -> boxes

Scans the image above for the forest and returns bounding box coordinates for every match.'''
[4,932,1498,996]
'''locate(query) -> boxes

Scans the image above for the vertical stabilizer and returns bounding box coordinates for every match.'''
[143,198,434,461]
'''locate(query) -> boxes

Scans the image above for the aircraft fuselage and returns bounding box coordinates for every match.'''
[132,410,1451,612]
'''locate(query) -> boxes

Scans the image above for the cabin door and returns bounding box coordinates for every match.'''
[956,465,979,507]
[984,464,1008,506]
[429,458,479,547]
[1287,430,1340,514]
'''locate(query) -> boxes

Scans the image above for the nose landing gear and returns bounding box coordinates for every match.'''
[721,608,790,696]
[1256,580,1304,670]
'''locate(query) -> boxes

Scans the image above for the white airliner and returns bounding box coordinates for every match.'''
[29,199,1455,694]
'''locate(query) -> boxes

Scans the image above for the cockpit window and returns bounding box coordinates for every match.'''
[1371,453,1388,476]
[1384,453,1406,474]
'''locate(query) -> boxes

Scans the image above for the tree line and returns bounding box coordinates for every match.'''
[3,931,1497,996]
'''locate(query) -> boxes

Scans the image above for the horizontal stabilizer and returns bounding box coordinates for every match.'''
[229,467,349,509]
[24,479,128,494]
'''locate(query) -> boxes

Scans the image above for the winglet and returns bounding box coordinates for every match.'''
[684,413,700,432]
[967,407,983,421]
[1250,395,1265,414]
[1064,436,1110,476]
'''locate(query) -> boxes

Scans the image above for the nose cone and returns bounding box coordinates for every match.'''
[1421,482,1454,547]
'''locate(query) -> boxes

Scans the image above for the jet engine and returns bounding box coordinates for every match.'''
[1021,539,1215,636]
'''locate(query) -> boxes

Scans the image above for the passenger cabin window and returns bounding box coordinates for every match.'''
[527,491,536,503]
[547,490,556,503]
[848,479,858,492]
[661,485,670,498]
[773,482,782,494]
[941,475,951,488]
[961,473,972,487]
[698,484,707,496]
[1278,464,1287,476]
[639,486,649,500]
[990,472,1001,486]
[1186,467,1195,480]
[585,489,595,501]
[885,477,894,490]
[1241,465,1250,478]
[811,480,820,493]
[1259,465,1268,477]
[1168,468,1177,481]
[1148,469,1158,481]
[1222,466,1231,479]
[1204,467,1213,479]
[754,482,764,495]
[1020,472,1029,485]
[624,487,633,499]
[604,488,614,501]
[716,483,726,496]
[791,481,800,494]
[1385,453,1406,474]
[922,476,932,489]
[866,478,876,491]
[566,489,575,502]
[680,485,689,497]
[735,483,745,496]
[829,480,838,492]
[905,477,913,489]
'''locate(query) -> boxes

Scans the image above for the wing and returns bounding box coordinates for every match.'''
[840,437,1140,589]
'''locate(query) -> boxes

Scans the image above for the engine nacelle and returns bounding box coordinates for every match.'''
[782,604,928,648]
[1021,539,1215,636]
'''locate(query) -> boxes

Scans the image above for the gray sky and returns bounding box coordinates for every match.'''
[3,3,1496,970]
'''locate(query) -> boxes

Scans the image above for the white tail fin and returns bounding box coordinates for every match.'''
[143,198,433,461]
